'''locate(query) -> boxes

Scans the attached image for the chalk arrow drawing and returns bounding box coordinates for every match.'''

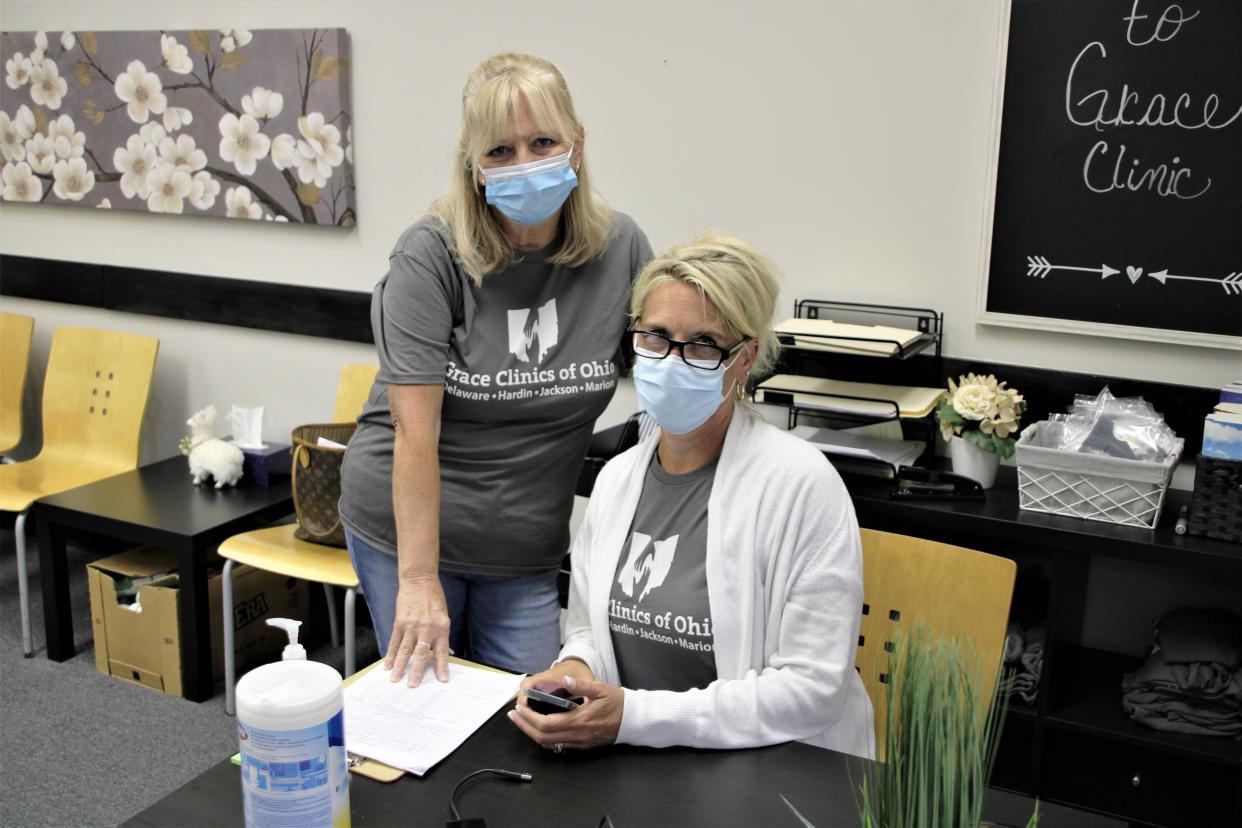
[1148,270,1242,295]
[1026,255,1119,280]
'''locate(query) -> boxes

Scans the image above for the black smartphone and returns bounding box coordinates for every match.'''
[525,687,584,715]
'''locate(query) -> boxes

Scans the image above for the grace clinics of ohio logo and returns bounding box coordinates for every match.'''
[617,532,680,603]
[507,299,558,363]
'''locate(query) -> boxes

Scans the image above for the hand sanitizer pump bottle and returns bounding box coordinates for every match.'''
[235,618,350,827]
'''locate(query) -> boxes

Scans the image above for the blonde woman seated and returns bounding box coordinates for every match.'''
[508,234,874,758]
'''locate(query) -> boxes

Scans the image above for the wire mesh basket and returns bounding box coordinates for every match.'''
[1015,421,1183,529]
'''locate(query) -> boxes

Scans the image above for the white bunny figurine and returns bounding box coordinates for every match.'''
[183,405,244,488]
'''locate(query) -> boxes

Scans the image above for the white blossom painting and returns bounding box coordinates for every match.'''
[0,28,354,225]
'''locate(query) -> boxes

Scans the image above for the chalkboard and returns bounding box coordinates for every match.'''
[980,0,1241,348]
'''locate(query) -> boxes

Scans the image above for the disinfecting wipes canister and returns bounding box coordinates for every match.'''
[236,660,350,828]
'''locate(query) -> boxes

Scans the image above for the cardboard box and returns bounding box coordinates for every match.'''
[87,547,309,697]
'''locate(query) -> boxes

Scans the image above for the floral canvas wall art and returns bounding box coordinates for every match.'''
[0,28,354,225]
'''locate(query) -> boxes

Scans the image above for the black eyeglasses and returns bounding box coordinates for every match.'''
[631,331,747,371]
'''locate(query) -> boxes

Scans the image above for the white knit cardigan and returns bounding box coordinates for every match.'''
[558,405,875,758]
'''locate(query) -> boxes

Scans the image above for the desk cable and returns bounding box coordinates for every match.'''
[446,767,532,828]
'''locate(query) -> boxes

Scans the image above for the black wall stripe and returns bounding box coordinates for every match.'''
[0,254,372,344]
[1,253,1216,451]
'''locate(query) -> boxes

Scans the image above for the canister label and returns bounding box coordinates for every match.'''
[238,709,350,827]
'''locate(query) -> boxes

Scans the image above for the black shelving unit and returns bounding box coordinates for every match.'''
[760,299,1241,825]
[845,471,1242,828]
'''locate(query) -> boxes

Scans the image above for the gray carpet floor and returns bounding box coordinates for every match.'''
[0,525,380,828]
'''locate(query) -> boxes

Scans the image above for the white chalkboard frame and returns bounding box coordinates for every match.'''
[974,1,1242,352]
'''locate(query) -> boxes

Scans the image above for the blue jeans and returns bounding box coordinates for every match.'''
[345,529,562,675]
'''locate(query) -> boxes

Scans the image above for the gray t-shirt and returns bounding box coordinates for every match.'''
[609,455,717,692]
[340,212,652,575]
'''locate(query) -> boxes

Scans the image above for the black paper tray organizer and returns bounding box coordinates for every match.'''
[779,300,943,360]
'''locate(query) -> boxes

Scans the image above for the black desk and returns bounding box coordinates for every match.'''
[34,455,293,701]
[125,707,1122,828]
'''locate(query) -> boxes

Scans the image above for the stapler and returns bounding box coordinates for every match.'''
[890,466,985,502]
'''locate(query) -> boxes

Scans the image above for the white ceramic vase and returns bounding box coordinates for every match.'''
[949,435,1001,489]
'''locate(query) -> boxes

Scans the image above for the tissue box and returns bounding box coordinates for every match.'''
[241,443,291,486]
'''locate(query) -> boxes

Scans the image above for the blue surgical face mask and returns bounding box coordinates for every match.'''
[633,352,742,436]
[481,147,578,226]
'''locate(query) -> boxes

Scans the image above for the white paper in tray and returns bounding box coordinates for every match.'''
[756,375,945,419]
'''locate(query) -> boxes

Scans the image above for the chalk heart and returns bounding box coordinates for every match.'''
[1126,265,1143,284]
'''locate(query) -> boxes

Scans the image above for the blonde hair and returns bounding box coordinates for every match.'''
[427,52,613,286]
[630,233,782,381]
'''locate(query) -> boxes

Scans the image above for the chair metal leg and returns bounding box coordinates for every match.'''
[15,509,32,657]
[344,587,356,677]
[223,559,236,716]
[323,582,340,647]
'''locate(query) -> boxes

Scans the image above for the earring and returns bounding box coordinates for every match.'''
[735,380,747,401]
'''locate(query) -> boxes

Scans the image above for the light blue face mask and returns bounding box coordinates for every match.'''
[481,147,578,226]
[633,352,742,436]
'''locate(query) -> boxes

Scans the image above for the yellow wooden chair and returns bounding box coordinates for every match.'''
[0,312,35,458]
[0,326,159,656]
[222,363,377,714]
[855,529,1017,761]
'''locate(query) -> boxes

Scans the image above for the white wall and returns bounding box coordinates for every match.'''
[2,0,1237,651]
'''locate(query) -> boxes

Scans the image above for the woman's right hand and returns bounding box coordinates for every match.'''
[385,574,451,686]
[517,658,596,703]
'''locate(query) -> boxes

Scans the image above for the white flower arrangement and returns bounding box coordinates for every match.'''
[935,373,1026,459]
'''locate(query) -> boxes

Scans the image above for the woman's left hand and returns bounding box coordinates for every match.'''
[507,674,623,751]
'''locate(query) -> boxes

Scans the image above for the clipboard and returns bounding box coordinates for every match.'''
[346,656,518,782]
[231,656,517,784]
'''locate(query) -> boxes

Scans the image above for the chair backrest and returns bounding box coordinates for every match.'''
[0,312,35,452]
[856,529,1016,761]
[39,326,159,473]
[332,364,378,423]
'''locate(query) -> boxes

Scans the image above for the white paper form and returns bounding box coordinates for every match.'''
[343,662,523,776]
[790,424,925,471]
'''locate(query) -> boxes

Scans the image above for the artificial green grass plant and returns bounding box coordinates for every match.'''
[853,624,1035,828]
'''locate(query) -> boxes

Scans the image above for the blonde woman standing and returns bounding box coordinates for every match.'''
[341,53,652,684]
